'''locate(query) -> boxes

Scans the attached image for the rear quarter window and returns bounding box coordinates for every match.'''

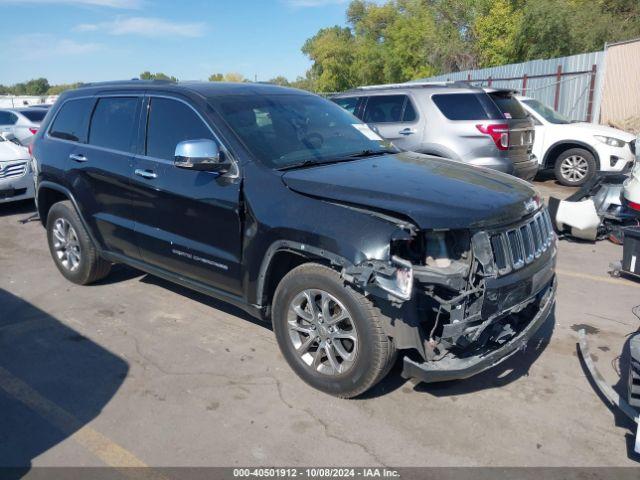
[21,109,47,122]
[488,92,528,119]
[432,93,492,121]
[49,98,94,143]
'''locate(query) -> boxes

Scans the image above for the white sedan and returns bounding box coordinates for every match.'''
[0,107,48,145]
[0,133,33,204]
[517,96,636,186]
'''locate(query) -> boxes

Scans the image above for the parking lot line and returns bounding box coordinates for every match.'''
[0,366,166,478]
[556,268,640,288]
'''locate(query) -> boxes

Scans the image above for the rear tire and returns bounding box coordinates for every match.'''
[554,148,596,187]
[272,263,396,398]
[46,200,111,285]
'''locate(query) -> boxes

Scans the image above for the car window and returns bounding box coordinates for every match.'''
[89,97,139,152]
[488,92,528,119]
[0,111,18,125]
[332,97,360,116]
[49,98,94,143]
[363,95,408,123]
[403,100,417,122]
[20,110,47,123]
[522,99,571,124]
[146,97,214,161]
[432,93,492,120]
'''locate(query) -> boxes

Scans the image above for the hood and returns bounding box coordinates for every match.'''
[568,123,636,142]
[281,152,538,230]
[0,141,29,162]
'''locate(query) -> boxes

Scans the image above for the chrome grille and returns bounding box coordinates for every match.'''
[0,161,28,180]
[490,209,554,275]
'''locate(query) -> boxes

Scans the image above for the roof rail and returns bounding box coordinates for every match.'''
[347,80,480,91]
[77,79,177,88]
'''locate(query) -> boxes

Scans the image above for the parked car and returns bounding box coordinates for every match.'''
[517,96,636,186]
[331,82,538,181]
[0,132,33,204]
[32,81,556,397]
[0,107,48,145]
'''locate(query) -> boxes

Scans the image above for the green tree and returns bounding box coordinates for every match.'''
[139,71,178,82]
[267,76,291,86]
[208,73,224,81]
[514,0,574,60]
[473,0,522,67]
[302,26,356,92]
[46,83,84,95]
[223,72,245,82]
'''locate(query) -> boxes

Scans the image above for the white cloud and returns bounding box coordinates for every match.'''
[0,0,142,8]
[75,17,207,38]
[11,34,104,59]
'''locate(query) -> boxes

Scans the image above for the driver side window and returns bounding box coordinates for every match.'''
[146,98,214,161]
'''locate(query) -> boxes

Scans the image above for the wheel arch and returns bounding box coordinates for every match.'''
[543,141,600,169]
[36,181,100,250]
[255,241,353,314]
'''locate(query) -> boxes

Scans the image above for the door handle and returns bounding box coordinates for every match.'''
[134,169,158,179]
[399,128,416,136]
[69,153,88,163]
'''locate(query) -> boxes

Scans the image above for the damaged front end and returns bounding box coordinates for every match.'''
[343,208,557,384]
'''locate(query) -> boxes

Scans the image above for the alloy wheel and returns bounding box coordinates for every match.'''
[560,155,589,183]
[287,289,358,376]
[52,218,81,272]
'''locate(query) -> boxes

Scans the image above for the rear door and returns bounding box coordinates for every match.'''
[132,95,243,295]
[360,94,421,150]
[67,95,142,258]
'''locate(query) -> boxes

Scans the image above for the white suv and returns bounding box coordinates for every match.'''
[517,96,636,186]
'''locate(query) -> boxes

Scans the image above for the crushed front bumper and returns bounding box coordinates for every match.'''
[401,275,556,383]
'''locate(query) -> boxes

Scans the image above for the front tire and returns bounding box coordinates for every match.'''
[554,148,597,187]
[46,200,111,285]
[272,263,396,398]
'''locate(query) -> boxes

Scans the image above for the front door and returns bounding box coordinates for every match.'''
[132,96,243,295]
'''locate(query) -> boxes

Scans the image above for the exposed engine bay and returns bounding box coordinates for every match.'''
[342,208,557,382]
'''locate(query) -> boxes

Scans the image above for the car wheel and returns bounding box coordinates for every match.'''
[554,148,597,187]
[272,263,396,398]
[46,200,111,285]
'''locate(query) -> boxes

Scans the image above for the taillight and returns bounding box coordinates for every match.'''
[629,200,640,212]
[28,127,38,135]
[476,123,510,151]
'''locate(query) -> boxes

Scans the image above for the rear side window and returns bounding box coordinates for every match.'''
[363,95,416,123]
[432,93,491,120]
[0,111,18,125]
[333,97,360,116]
[49,98,94,142]
[488,92,528,119]
[21,110,47,122]
[146,98,214,161]
[89,97,139,152]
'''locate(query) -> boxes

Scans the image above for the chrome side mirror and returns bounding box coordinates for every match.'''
[174,139,230,173]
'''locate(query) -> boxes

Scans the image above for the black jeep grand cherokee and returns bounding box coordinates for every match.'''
[32,81,556,398]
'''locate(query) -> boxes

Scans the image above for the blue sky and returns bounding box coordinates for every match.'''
[0,0,356,85]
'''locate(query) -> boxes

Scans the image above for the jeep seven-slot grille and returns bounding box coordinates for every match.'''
[0,161,28,180]
[490,209,554,275]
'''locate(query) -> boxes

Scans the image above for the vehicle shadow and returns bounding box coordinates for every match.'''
[578,327,640,463]
[0,289,128,477]
[0,200,36,218]
[138,274,272,331]
[363,308,556,399]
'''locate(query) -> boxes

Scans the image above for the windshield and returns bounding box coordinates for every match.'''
[20,109,47,122]
[522,99,571,124]
[209,93,395,169]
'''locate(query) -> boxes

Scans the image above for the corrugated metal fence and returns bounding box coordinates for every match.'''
[416,51,606,123]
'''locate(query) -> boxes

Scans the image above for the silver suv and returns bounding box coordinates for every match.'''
[331,82,538,181]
